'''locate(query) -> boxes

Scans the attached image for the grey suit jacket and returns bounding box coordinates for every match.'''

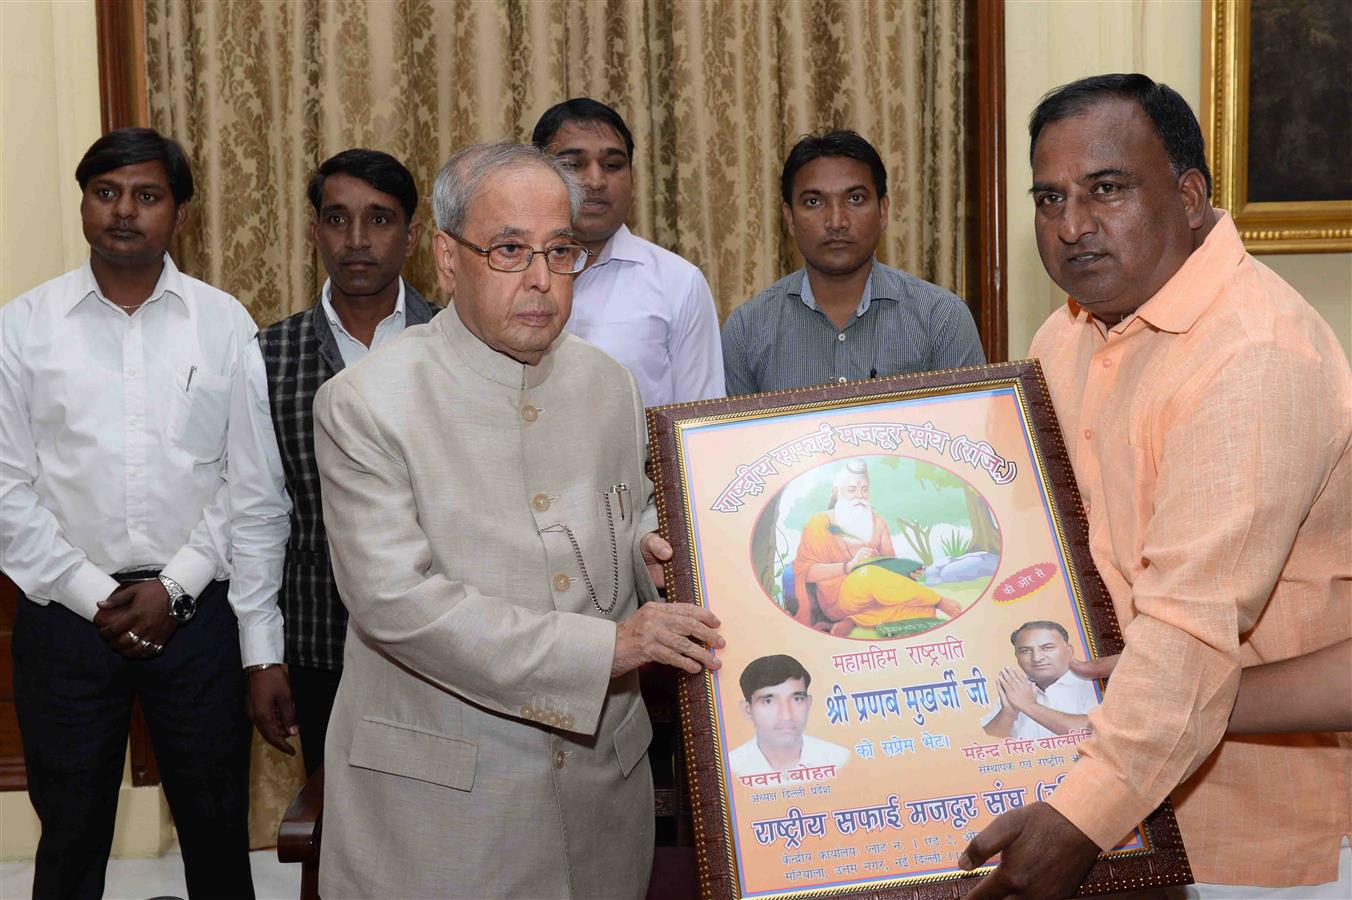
[314,307,658,898]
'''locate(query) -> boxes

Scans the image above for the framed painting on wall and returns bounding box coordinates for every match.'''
[646,362,1193,899]
[1203,0,1352,252]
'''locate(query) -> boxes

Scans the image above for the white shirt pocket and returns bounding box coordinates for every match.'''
[170,369,232,461]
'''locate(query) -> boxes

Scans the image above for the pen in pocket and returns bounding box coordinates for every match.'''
[608,483,630,520]
[186,365,197,393]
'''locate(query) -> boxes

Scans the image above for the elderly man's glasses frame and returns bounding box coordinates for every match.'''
[444,231,591,275]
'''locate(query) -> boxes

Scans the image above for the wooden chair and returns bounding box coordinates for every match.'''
[277,765,324,900]
[276,668,698,900]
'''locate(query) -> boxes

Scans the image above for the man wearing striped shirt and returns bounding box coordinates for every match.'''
[722,130,983,395]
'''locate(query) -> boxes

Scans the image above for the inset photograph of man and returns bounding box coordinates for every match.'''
[728,654,850,776]
[979,620,1100,740]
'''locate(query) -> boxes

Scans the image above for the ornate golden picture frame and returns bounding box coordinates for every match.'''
[1202,0,1352,253]
[647,362,1192,898]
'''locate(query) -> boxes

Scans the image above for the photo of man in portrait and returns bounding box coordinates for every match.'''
[980,620,1101,740]
[728,654,850,776]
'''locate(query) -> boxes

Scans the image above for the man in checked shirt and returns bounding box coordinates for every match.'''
[227,148,440,774]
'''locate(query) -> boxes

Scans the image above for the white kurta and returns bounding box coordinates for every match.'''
[979,669,1101,740]
[314,308,659,899]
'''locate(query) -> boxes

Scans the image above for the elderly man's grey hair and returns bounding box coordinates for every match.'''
[431,140,582,235]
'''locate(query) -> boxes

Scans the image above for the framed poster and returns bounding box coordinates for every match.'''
[1202,0,1352,252]
[647,362,1192,899]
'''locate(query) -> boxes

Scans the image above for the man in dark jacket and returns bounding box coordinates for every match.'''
[228,148,440,773]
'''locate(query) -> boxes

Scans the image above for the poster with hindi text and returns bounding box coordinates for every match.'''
[646,362,1191,900]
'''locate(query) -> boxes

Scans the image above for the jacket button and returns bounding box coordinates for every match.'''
[532,493,551,512]
[521,404,540,422]
[553,750,566,769]
[553,573,571,592]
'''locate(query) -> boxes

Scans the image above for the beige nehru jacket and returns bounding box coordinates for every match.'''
[314,307,659,899]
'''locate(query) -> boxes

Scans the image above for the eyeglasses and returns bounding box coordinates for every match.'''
[445,231,591,275]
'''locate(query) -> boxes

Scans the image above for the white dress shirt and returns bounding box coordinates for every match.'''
[0,256,283,665]
[227,279,414,662]
[566,225,725,407]
[978,669,1101,740]
[728,733,851,776]
[318,277,406,368]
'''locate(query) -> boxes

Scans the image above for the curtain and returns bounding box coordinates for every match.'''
[144,0,968,847]
[146,0,967,328]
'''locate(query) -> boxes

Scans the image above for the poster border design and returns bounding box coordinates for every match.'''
[646,361,1193,899]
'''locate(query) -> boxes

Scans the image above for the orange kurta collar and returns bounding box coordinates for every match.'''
[1062,210,1245,335]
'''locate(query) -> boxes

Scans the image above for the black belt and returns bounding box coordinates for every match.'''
[114,568,163,585]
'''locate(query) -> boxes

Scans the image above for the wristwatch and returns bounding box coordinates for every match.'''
[159,574,197,622]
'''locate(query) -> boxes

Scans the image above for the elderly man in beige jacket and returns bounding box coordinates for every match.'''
[313,141,723,899]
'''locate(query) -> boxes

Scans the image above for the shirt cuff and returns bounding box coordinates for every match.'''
[1046,755,1148,850]
[161,547,217,600]
[55,562,119,621]
[239,620,286,668]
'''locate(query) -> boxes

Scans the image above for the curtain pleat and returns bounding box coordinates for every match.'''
[147,0,967,328]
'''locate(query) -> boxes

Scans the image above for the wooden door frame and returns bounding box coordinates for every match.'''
[968,0,1008,362]
[96,0,148,131]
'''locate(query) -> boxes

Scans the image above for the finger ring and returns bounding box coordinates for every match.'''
[126,630,142,643]
[148,642,164,653]
[136,637,151,648]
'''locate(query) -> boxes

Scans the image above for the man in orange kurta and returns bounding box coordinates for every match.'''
[960,74,1351,900]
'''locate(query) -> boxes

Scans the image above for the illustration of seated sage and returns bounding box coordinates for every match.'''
[751,455,1002,640]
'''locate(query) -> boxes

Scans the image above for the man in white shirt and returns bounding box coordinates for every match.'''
[532,98,725,406]
[0,128,275,899]
[229,148,438,775]
[980,620,1100,740]
[729,654,849,776]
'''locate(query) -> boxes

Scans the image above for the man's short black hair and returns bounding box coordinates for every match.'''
[307,148,419,224]
[1010,620,1070,645]
[780,129,888,205]
[740,654,811,701]
[1028,73,1212,198]
[75,127,194,205]
[531,98,635,159]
